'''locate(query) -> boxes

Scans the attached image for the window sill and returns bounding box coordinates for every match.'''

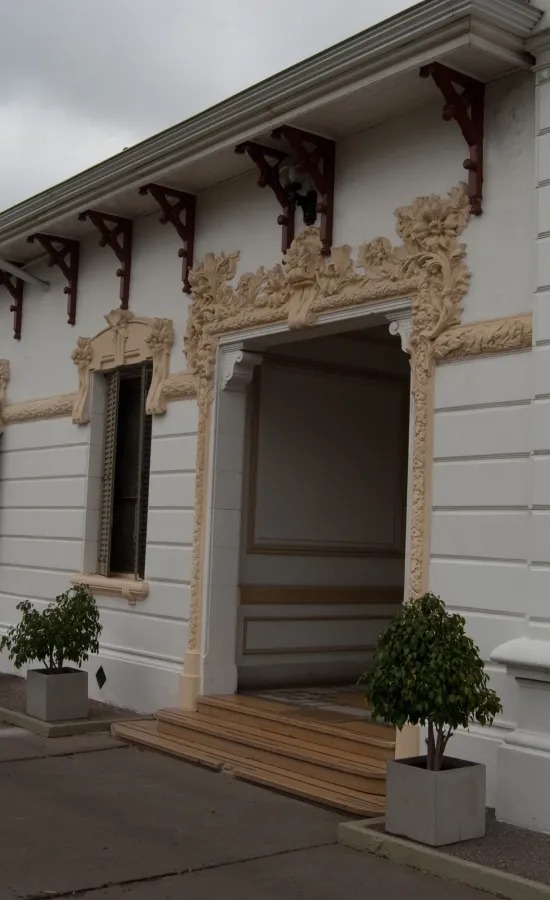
[69,573,149,605]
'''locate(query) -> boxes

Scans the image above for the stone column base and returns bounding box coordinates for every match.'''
[497,741,550,832]
[178,650,202,711]
[492,638,550,831]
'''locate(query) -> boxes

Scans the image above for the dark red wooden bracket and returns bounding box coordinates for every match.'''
[27,233,80,325]
[235,141,295,252]
[78,210,133,308]
[0,264,24,340]
[139,183,196,293]
[420,62,485,215]
[272,126,335,255]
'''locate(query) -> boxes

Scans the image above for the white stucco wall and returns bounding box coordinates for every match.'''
[0,70,537,712]
[0,398,197,711]
[430,350,532,804]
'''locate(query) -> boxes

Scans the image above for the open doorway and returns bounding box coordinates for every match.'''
[198,311,413,706]
[235,324,410,700]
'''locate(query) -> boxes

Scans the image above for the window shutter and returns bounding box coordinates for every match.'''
[134,366,153,579]
[98,370,120,576]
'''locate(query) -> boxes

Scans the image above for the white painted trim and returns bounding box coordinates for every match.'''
[0,258,49,290]
[491,637,550,677]
[217,297,412,349]
[221,350,263,392]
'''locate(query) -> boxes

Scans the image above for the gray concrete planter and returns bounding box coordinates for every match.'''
[386,755,486,846]
[26,668,88,722]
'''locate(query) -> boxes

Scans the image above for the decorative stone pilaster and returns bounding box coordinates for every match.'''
[491,639,550,831]
[179,345,262,710]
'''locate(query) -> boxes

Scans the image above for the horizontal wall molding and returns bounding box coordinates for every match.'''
[98,642,183,668]
[241,613,386,656]
[69,573,149,605]
[433,313,532,363]
[1,314,529,430]
[4,394,76,426]
[1,371,196,428]
[240,585,404,605]
[434,400,531,414]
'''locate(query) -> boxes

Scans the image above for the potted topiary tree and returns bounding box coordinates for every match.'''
[361,592,502,846]
[0,585,102,722]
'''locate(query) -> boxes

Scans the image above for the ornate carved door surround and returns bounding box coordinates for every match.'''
[171,185,531,712]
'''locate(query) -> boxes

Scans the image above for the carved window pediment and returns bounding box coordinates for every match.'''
[71,309,174,425]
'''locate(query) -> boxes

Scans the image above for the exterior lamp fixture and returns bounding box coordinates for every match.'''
[279,165,318,227]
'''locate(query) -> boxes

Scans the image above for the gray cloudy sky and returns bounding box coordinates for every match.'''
[0,0,414,213]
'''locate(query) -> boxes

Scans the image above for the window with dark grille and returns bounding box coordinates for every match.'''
[98,363,152,579]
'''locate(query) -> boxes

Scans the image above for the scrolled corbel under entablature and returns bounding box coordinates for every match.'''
[71,309,175,425]
[221,349,263,391]
[387,311,413,354]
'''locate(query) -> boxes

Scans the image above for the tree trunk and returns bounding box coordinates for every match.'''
[426,721,435,770]
[434,727,445,771]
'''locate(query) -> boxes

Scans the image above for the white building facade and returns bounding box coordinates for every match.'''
[1,0,550,830]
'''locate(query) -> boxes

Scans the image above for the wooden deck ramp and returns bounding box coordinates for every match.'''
[113,693,395,816]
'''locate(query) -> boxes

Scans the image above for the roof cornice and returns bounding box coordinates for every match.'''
[0,0,541,246]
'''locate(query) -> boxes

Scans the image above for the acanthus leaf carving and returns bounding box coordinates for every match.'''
[161,371,197,402]
[104,308,134,366]
[185,186,470,391]
[145,317,175,415]
[432,313,532,362]
[71,338,94,425]
[4,394,76,426]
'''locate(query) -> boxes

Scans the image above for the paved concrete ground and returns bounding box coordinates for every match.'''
[0,723,486,900]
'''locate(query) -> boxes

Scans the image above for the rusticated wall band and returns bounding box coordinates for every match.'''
[1,374,197,427]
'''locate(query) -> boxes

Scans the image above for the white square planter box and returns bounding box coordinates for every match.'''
[386,755,486,846]
[26,668,88,722]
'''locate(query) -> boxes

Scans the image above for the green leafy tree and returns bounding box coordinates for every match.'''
[360,593,502,771]
[0,586,102,673]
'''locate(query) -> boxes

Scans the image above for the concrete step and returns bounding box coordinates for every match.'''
[112,719,385,817]
[156,708,386,794]
[196,694,395,760]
